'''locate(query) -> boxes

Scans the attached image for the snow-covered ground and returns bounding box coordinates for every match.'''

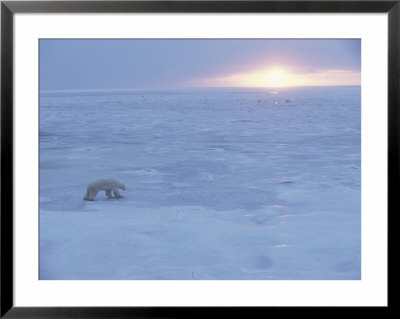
[39,86,361,280]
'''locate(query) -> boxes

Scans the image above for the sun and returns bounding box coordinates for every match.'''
[264,68,290,87]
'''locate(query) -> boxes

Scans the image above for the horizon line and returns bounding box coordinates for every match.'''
[40,85,361,92]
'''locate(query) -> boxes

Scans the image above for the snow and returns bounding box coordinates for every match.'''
[39,86,361,280]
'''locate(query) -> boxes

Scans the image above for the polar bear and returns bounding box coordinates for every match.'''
[83,178,126,201]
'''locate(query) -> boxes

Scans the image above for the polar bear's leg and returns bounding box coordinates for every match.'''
[88,190,98,201]
[106,190,114,199]
[113,189,124,198]
[83,189,90,200]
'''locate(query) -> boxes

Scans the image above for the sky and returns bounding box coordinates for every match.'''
[39,39,361,90]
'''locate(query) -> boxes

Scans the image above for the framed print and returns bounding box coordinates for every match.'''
[1,0,396,317]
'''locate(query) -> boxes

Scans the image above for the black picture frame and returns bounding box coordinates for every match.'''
[1,0,396,317]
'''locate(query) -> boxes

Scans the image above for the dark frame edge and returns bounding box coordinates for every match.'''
[388,0,399,311]
[0,306,394,318]
[1,0,397,318]
[1,1,13,318]
[1,1,399,13]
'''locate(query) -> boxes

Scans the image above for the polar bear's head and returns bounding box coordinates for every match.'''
[119,183,126,190]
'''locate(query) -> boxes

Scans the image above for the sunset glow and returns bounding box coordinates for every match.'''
[264,68,290,87]
[190,65,361,88]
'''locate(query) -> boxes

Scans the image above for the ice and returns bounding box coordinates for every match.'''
[39,86,361,280]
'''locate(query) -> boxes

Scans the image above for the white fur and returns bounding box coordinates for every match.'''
[83,178,126,201]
